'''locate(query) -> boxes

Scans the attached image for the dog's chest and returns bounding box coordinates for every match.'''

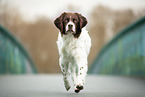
[62,34,82,56]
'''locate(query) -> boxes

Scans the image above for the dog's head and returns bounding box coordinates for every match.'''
[54,12,87,38]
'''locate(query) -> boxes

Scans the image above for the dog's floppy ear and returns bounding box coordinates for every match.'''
[75,13,87,29]
[54,12,66,33]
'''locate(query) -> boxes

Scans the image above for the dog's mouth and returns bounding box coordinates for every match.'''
[66,30,76,34]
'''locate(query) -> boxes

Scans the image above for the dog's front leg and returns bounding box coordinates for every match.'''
[76,61,88,89]
[59,57,71,91]
[74,52,88,92]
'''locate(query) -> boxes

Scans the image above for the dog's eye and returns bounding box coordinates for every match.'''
[64,19,69,23]
[73,19,77,23]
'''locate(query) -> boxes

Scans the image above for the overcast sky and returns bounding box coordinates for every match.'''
[2,0,145,21]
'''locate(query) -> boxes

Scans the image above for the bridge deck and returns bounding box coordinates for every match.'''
[0,74,145,97]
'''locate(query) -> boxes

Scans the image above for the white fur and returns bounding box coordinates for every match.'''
[57,27,91,91]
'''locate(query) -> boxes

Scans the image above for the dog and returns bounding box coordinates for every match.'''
[54,12,91,93]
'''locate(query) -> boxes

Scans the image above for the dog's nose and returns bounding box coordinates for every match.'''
[68,24,73,29]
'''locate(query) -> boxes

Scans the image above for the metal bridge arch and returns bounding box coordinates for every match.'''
[89,16,145,76]
[0,25,37,74]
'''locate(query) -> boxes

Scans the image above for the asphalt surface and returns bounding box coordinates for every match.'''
[0,74,145,97]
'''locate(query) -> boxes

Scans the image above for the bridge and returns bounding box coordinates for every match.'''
[0,16,145,97]
[89,16,145,76]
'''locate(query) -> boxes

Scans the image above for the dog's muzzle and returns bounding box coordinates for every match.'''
[66,21,76,34]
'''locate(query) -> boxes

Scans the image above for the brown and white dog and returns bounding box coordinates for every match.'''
[54,12,91,93]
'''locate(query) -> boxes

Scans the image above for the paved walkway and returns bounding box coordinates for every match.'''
[0,74,145,97]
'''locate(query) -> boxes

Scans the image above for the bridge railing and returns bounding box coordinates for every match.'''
[0,25,37,74]
[89,16,145,77]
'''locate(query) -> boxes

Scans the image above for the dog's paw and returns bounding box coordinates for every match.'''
[74,88,80,93]
[74,84,84,93]
[65,83,71,91]
[76,85,84,90]
[65,85,71,91]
